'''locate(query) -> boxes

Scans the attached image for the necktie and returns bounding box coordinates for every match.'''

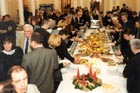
[25,38,29,54]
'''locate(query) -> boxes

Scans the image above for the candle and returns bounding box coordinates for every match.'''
[89,66,92,78]
[93,72,97,81]
[77,68,80,80]
[82,74,86,85]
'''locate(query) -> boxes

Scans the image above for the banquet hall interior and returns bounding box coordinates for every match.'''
[0,0,140,93]
[0,0,140,24]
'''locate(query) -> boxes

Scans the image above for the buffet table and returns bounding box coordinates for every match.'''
[56,28,127,93]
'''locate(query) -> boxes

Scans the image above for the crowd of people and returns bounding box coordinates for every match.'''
[0,3,140,93]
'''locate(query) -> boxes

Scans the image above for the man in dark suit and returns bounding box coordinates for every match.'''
[133,20,140,39]
[119,13,134,59]
[103,11,113,27]
[55,29,75,62]
[123,39,140,93]
[120,28,134,64]
[22,32,58,93]
[34,19,51,48]
[120,12,134,30]
[2,14,17,46]
[16,24,33,54]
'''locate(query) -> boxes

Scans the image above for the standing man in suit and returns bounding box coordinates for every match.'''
[22,32,58,93]
[2,14,17,46]
[121,28,134,64]
[118,13,134,58]
[123,39,140,93]
[55,29,80,63]
[134,20,140,39]
[34,19,51,48]
[16,24,33,54]
[103,11,113,27]
[120,12,134,30]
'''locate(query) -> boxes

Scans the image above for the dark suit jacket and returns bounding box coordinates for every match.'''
[55,39,74,62]
[92,14,99,20]
[120,20,134,30]
[71,17,80,30]
[118,29,134,61]
[103,15,113,26]
[0,62,5,82]
[34,28,50,48]
[121,41,134,64]
[134,28,140,39]
[123,52,140,93]
[22,47,58,93]
[71,17,86,30]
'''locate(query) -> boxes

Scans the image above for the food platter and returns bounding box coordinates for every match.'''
[57,28,126,93]
[102,83,118,93]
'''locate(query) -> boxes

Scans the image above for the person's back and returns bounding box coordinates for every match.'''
[22,33,58,93]
[34,27,50,48]
[123,39,140,92]
[34,19,51,48]
[22,47,58,93]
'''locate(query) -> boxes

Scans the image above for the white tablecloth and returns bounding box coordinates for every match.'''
[57,60,127,93]
[57,29,127,93]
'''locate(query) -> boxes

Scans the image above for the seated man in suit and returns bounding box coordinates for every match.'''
[123,39,140,93]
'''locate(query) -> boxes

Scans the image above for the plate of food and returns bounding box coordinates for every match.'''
[102,83,118,93]
[100,57,113,62]
[108,61,116,66]
[79,59,88,64]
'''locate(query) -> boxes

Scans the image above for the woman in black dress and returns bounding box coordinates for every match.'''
[0,36,23,82]
[48,34,70,93]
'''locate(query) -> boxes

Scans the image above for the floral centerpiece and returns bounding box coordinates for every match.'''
[72,66,102,92]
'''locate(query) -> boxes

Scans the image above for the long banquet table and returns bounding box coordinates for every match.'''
[56,28,127,93]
